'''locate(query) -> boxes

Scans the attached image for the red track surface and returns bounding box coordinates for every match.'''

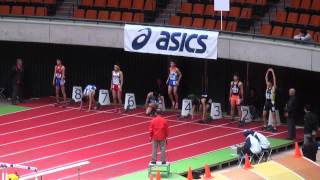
[0,98,303,179]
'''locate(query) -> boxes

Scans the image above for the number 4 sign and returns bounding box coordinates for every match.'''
[98,89,111,106]
[72,86,82,102]
[181,99,192,117]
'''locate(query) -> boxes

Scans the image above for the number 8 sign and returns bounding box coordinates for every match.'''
[124,93,136,110]
[72,86,82,102]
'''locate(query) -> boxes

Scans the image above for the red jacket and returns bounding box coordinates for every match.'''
[149,116,168,141]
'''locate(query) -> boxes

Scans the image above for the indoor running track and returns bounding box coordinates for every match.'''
[0,98,300,180]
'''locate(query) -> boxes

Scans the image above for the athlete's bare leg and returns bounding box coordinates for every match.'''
[117,90,122,105]
[168,86,175,109]
[230,102,235,119]
[173,86,179,109]
[262,110,268,128]
[237,105,242,121]
[112,89,118,105]
[55,86,60,104]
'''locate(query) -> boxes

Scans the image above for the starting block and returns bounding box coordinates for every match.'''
[148,162,170,178]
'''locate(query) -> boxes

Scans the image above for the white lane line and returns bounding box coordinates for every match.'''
[19,120,242,169]
[0,103,55,117]
[0,114,177,158]
[0,111,107,136]
[58,125,265,180]
[0,110,143,148]
[0,108,75,127]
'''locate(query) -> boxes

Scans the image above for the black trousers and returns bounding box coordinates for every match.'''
[287,117,296,139]
[12,83,22,104]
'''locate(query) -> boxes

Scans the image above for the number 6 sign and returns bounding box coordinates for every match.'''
[124,93,136,110]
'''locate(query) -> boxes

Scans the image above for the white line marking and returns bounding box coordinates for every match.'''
[0,103,55,117]
[31,123,264,179]
[0,111,143,148]
[0,108,74,127]
[0,111,106,136]
[0,114,177,158]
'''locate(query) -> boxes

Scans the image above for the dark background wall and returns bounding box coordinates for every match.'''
[1,41,319,124]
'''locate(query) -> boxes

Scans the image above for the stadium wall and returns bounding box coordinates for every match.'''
[0,18,320,72]
[0,41,320,121]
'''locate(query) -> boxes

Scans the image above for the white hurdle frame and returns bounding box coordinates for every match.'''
[1,162,38,180]
[19,161,90,180]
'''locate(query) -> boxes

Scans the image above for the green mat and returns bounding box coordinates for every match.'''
[0,105,30,115]
[117,138,293,180]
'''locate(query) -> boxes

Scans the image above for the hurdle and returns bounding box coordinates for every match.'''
[19,161,90,180]
[0,162,38,180]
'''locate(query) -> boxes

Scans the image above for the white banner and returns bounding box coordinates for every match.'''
[214,0,230,11]
[124,24,219,60]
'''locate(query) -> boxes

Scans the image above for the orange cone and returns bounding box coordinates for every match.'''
[156,168,161,180]
[244,153,252,170]
[150,173,154,180]
[294,142,302,158]
[187,167,193,180]
[204,163,213,179]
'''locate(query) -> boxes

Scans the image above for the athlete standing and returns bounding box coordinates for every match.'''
[262,68,277,132]
[52,59,67,106]
[229,73,243,121]
[110,63,124,110]
[166,60,182,109]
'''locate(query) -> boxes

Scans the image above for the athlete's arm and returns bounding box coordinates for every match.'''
[145,92,152,106]
[52,66,56,86]
[239,81,244,99]
[110,72,113,89]
[270,69,277,88]
[229,83,232,98]
[265,69,270,85]
[177,68,182,85]
[61,66,65,80]
[120,71,124,88]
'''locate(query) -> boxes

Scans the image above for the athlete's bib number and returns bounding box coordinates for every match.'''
[241,106,252,123]
[72,86,82,102]
[98,89,110,106]
[124,93,136,110]
[210,103,222,119]
[181,99,192,117]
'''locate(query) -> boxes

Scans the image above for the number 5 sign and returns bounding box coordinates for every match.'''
[210,102,222,119]
[72,86,82,102]
[124,93,136,110]
[98,89,111,106]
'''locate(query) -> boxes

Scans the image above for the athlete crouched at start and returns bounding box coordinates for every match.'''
[145,91,163,116]
[199,94,213,123]
[80,84,98,111]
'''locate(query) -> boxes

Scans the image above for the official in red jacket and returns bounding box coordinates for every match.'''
[149,115,169,164]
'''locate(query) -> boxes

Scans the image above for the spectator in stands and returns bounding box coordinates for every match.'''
[284,88,298,140]
[149,115,169,164]
[247,89,260,121]
[241,130,262,155]
[251,130,270,150]
[303,104,318,145]
[166,60,182,109]
[10,58,24,105]
[293,29,312,42]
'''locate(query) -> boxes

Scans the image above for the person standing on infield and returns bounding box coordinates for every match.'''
[149,115,169,164]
